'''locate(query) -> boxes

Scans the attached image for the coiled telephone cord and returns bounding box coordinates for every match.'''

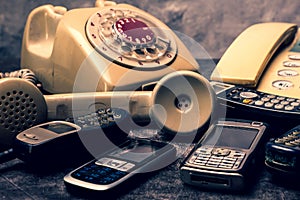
[0,69,42,89]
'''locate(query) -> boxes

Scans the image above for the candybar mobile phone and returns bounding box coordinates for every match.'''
[180,120,268,191]
[265,125,300,177]
[13,107,128,165]
[64,139,176,191]
[13,121,88,164]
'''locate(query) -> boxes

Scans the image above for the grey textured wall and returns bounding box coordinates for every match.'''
[1,0,300,67]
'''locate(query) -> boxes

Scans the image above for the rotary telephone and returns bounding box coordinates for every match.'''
[21,0,199,94]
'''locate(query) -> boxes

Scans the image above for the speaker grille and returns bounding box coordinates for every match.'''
[0,78,47,149]
[0,89,39,133]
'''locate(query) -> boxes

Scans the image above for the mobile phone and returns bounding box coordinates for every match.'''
[13,121,86,164]
[180,120,268,191]
[13,107,129,165]
[265,125,300,177]
[63,138,176,191]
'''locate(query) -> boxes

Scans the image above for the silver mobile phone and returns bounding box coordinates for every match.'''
[180,120,268,191]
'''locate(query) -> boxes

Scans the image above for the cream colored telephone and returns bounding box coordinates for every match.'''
[21,1,199,94]
[211,22,300,98]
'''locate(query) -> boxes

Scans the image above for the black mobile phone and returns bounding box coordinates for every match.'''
[12,107,128,165]
[180,120,268,191]
[63,138,176,192]
[265,125,300,177]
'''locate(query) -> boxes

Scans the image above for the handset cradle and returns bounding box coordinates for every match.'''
[211,23,298,87]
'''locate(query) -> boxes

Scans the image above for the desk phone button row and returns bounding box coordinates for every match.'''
[226,87,300,112]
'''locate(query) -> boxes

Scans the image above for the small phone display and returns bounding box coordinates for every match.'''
[180,120,268,191]
[39,123,78,134]
[64,139,176,191]
[202,126,258,150]
[265,125,300,177]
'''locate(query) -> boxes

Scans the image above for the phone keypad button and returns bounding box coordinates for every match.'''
[290,102,300,107]
[242,99,253,104]
[120,163,135,171]
[254,100,264,106]
[274,104,284,109]
[271,99,280,104]
[240,92,258,99]
[284,105,295,111]
[267,95,276,99]
[283,61,300,67]
[280,101,289,105]
[261,97,270,102]
[264,102,274,108]
[275,138,285,144]
[288,55,300,60]
[285,142,296,146]
[292,131,300,135]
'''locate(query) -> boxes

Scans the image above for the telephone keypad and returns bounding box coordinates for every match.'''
[273,127,300,148]
[70,161,128,185]
[189,147,245,169]
[224,86,300,113]
[70,107,128,129]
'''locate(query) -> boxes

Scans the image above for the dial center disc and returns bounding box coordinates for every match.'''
[114,18,155,45]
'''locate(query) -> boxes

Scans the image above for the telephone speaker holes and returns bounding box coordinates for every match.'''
[175,94,192,112]
[0,89,38,133]
[0,78,47,149]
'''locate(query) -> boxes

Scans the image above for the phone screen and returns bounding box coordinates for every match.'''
[109,142,159,163]
[40,123,77,134]
[202,126,258,149]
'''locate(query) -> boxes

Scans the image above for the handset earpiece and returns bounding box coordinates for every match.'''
[0,78,47,149]
[150,71,215,137]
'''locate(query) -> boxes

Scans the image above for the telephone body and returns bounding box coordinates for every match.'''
[21,2,199,94]
[211,22,300,99]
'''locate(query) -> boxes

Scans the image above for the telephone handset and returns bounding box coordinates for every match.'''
[211,22,300,98]
[21,1,199,94]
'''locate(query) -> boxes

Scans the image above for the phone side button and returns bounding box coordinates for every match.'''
[23,133,39,140]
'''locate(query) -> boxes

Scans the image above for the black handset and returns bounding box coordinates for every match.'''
[265,125,300,177]
[64,138,176,192]
[180,120,268,191]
